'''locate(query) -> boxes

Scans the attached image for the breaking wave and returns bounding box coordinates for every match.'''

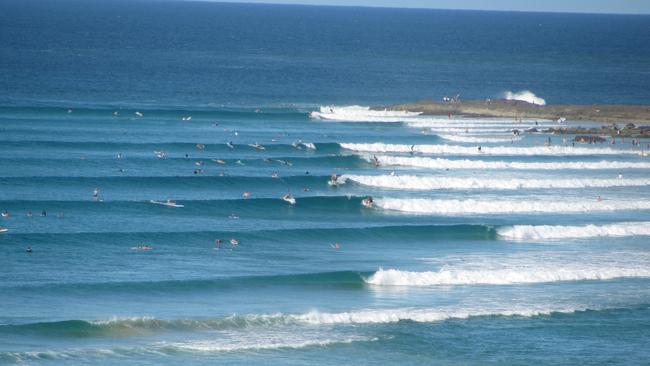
[340,174,650,190]
[364,264,650,286]
[309,105,421,122]
[365,155,650,170]
[503,90,546,106]
[438,134,524,143]
[341,143,634,156]
[497,222,650,240]
[374,198,650,215]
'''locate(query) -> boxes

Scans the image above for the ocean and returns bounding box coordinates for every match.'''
[1,1,650,364]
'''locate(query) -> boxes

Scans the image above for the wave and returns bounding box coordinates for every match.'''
[374,197,650,215]
[340,174,650,190]
[309,105,421,122]
[163,336,374,353]
[503,90,546,106]
[438,134,525,143]
[0,305,600,339]
[366,155,650,170]
[497,222,650,240]
[341,143,635,156]
[364,264,650,286]
[4,304,613,360]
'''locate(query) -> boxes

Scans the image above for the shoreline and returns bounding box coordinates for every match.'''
[377,99,650,124]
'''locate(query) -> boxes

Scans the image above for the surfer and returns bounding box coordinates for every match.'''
[331,243,341,250]
[93,187,100,201]
[361,196,374,208]
[242,191,251,199]
[1,211,9,218]
[410,145,415,155]
[328,173,338,186]
[26,246,32,253]
[477,146,482,152]
[372,155,380,167]
[230,238,239,246]
[41,210,47,217]
[215,239,222,249]
[282,194,296,205]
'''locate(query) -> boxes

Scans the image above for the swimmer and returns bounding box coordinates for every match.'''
[1,211,9,218]
[229,213,239,219]
[215,239,222,249]
[93,187,100,201]
[26,246,32,253]
[41,210,47,217]
[242,192,251,198]
[27,211,33,218]
[230,238,239,246]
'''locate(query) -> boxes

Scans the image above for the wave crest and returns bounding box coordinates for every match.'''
[497,222,650,240]
[503,90,546,106]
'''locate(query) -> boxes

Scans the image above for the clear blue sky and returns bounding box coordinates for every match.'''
[211,0,650,14]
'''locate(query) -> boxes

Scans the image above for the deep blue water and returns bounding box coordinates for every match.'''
[1,1,650,365]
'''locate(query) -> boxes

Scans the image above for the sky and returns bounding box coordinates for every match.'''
[209,0,650,14]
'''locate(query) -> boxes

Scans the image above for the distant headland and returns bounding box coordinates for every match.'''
[376,99,650,124]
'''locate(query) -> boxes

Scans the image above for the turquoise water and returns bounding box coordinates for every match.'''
[1,1,650,365]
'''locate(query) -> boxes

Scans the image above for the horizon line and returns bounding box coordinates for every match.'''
[183,0,650,16]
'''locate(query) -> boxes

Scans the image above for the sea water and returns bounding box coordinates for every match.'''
[1,1,650,365]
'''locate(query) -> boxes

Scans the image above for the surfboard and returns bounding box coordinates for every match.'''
[150,200,184,208]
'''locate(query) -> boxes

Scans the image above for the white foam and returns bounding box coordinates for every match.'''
[310,105,421,122]
[367,155,650,170]
[292,306,577,325]
[408,121,553,129]
[438,134,525,143]
[340,174,650,190]
[342,142,635,156]
[166,334,372,352]
[365,263,650,286]
[497,222,650,240]
[503,90,546,106]
[374,197,650,215]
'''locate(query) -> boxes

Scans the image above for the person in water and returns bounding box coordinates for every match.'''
[26,246,32,253]
[330,173,338,182]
